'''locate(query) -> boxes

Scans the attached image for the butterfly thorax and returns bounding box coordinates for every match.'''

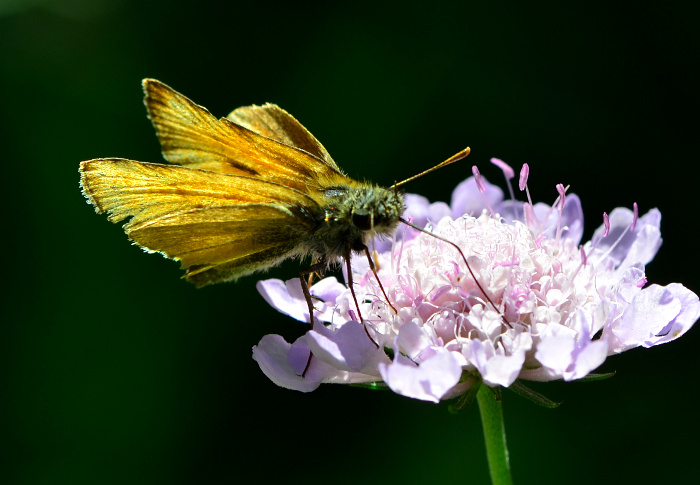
[304,183,404,261]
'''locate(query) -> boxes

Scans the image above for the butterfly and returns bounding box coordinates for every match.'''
[79,79,469,325]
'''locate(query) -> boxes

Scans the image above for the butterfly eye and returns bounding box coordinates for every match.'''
[352,212,372,230]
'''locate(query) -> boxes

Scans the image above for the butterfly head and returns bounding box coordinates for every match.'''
[348,185,404,234]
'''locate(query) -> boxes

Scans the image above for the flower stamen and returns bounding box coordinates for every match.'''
[472,165,496,216]
[491,157,516,201]
[519,163,533,206]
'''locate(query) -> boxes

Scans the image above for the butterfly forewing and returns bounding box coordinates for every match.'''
[143,79,346,194]
[79,158,319,231]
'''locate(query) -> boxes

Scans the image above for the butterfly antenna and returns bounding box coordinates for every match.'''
[391,147,470,189]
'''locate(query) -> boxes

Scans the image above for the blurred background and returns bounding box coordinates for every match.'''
[2,1,698,483]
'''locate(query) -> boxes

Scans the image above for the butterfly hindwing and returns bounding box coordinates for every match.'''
[226,103,339,171]
[129,204,315,286]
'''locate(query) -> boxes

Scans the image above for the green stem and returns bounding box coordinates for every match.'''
[477,386,513,485]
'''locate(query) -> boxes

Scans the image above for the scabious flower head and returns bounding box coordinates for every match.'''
[253,161,700,402]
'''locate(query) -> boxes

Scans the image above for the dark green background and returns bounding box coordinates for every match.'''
[2,1,699,484]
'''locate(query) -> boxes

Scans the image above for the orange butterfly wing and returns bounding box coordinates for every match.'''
[142,79,348,193]
[225,102,338,171]
[79,157,320,286]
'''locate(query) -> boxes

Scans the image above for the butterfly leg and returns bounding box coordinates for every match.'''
[345,246,379,349]
[299,259,328,328]
[360,244,397,315]
[298,259,329,377]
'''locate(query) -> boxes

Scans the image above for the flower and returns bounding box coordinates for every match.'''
[252,160,700,402]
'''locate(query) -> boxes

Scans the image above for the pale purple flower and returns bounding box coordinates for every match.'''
[252,164,699,402]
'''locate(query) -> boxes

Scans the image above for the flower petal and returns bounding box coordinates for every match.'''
[256,279,309,323]
[568,338,608,380]
[608,283,699,353]
[252,335,321,392]
[307,320,389,374]
[396,321,434,360]
[450,176,504,219]
[592,208,662,272]
[466,339,525,387]
[379,349,463,402]
[257,277,350,324]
